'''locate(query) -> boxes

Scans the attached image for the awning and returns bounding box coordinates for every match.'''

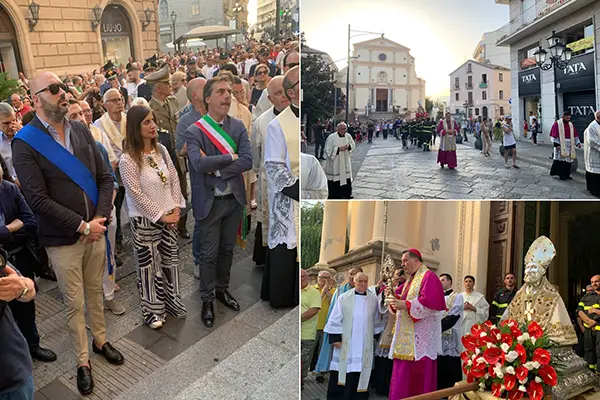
[174,25,240,45]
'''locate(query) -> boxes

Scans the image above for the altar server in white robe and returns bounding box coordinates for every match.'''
[251,76,289,266]
[301,153,328,199]
[460,274,489,354]
[325,272,384,400]
[438,273,464,390]
[261,66,300,309]
[324,122,355,199]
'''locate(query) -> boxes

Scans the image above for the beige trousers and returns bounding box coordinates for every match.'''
[46,238,107,366]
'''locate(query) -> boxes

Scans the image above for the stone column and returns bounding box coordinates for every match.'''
[317,201,349,266]
[349,201,376,250]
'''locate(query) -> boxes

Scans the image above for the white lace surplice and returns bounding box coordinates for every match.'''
[301,153,328,199]
[441,293,464,357]
[264,118,298,250]
[324,133,355,182]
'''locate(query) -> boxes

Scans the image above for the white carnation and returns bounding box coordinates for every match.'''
[497,334,502,340]
[475,348,481,356]
[501,384,506,390]
[524,362,534,371]
[505,366,516,375]
[487,343,494,349]
[479,382,486,390]
[531,337,537,346]
[535,376,542,383]
[476,357,486,364]
[467,359,473,366]
[505,350,519,363]
[519,377,528,385]
[519,385,527,392]
[532,361,540,369]
[495,362,502,369]
[521,333,530,341]
[481,332,488,337]
[500,343,510,353]
[497,371,504,379]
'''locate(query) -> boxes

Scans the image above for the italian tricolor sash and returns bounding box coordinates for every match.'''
[194,115,248,247]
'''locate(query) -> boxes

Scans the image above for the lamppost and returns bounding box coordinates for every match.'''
[170,11,177,53]
[463,100,469,119]
[327,57,357,123]
[346,25,384,123]
[533,30,573,120]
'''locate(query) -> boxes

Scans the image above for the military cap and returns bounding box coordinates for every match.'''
[144,64,170,83]
[143,55,158,72]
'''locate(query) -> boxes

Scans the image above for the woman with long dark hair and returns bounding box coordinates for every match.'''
[120,105,187,329]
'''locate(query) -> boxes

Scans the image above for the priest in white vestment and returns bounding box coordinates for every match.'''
[460,275,489,354]
[584,111,600,198]
[325,272,384,399]
[251,76,290,266]
[261,66,300,309]
[324,122,355,199]
[301,153,328,199]
[438,273,464,391]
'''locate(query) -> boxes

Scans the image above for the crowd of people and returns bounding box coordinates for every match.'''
[0,36,304,399]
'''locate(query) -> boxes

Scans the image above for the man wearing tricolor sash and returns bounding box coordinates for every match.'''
[261,66,300,309]
[550,110,581,180]
[437,273,464,391]
[324,272,384,399]
[184,75,252,328]
[387,249,446,399]
[437,113,460,169]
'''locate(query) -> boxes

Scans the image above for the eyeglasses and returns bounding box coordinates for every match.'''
[34,83,68,96]
[286,62,299,69]
[256,70,268,76]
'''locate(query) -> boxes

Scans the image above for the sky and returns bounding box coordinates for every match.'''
[301,0,509,99]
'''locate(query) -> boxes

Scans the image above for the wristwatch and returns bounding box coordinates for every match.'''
[83,222,91,236]
[18,281,29,300]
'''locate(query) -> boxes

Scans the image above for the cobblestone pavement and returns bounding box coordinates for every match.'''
[341,136,595,200]
[32,211,299,400]
[305,139,372,181]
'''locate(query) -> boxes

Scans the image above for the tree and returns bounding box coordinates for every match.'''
[301,51,335,126]
[425,97,434,114]
[0,73,19,102]
[301,202,324,270]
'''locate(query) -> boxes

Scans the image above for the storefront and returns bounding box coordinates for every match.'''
[101,5,134,65]
[0,4,21,79]
[518,67,541,135]
[556,52,596,140]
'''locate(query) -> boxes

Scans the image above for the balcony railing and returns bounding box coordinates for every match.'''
[453,84,460,90]
[465,83,473,90]
[479,82,488,88]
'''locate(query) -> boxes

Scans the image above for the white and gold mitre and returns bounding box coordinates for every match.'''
[524,236,556,269]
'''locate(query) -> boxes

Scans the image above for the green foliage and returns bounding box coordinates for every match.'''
[493,126,503,141]
[301,51,335,126]
[0,73,19,102]
[301,202,324,270]
[425,97,434,114]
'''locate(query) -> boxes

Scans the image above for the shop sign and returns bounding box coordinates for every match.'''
[102,24,123,33]
[556,52,595,93]
[100,6,130,37]
[518,67,541,97]
[538,0,572,17]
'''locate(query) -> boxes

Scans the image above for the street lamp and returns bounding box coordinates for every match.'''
[91,5,102,31]
[346,26,384,123]
[170,11,177,53]
[232,2,243,38]
[28,0,40,32]
[141,7,152,31]
[533,30,573,120]
[463,100,469,118]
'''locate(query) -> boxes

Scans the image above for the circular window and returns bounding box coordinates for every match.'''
[378,53,387,61]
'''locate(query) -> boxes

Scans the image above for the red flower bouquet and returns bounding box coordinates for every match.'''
[461,320,558,400]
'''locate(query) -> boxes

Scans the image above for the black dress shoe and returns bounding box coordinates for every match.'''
[201,301,214,327]
[30,346,57,362]
[115,255,123,267]
[216,290,240,311]
[179,230,191,239]
[77,363,94,395]
[92,341,124,365]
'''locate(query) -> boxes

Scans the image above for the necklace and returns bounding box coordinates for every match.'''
[144,151,167,186]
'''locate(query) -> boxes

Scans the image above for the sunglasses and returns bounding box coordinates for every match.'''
[286,62,299,69]
[35,83,68,96]
[256,70,268,76]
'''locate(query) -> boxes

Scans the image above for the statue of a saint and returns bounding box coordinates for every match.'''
[503,236,577,346]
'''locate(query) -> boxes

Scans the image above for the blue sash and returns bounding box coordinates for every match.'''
[16,124,114,275]
[15,124,99,206]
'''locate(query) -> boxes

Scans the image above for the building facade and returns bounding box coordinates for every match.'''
[339,37,426,121]
[157,0,249,54]
[449,60,511,121]
[0,0,159,79]
[497,0,598,142]
[473,25,511,68]
[256,0,275,39]
[307,200,600,312]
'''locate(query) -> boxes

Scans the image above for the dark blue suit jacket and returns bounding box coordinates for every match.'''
[185,115,252,220]
[0,180,36,244]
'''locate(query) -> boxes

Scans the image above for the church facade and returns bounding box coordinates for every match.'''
[307,200,599,312]
[339,37,426,121]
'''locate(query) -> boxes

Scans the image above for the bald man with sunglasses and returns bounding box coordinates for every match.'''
[12,72,124,396]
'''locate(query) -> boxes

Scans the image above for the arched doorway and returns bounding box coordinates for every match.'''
[0,4,22,79]
[482,106,488,119]
[100,4,135,65]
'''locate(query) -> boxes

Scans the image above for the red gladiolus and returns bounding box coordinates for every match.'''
[515,344,527,363]
[504,374,517,391]
[492,382,503,397]
[533,348,551,366]
[501,333,514,347]
[527,380,544,400]
[538,365,558,386]
[462,335,477,351]
[528,321,544,340]
[508,388,524,400]
[483,347,502,365]
[516,366,528,381]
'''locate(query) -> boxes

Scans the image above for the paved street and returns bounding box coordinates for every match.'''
[32,212,298,400]
[308,135,595,200]
[302,374,386,400]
